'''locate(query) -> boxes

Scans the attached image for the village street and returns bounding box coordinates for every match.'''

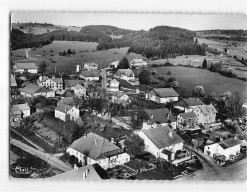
[10,138,72,172]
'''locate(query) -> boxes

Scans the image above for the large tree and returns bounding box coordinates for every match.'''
[38,60,48,74]
[202,59,207,69]
[124,134,145,157]
[193,86,206,98]
[138,68,151,86]
[118,57,129,69]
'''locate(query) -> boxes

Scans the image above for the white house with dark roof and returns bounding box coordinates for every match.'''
[174,97,205,112]
[129,59,148,68]
[142,108,177,130]
[137,126,185,162]
[146,88,179,104]
[110,91,130,105]
[193,104,217,125]
[37,76,63,91]
[66,132,130,170]
[108,79,120,92]
[21,83,55,98]
[13,63,38,74]
[177,112,198,129]
[109,61,120,69]
[72,84,86,97]
[114,69,135,81]
[55,103,80,122]
[10,103,30,124]
[80,71,100,81]
[204,138,241,161]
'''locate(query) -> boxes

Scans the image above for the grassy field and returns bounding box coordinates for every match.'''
[11,41,145,74]
[154,66,247,101]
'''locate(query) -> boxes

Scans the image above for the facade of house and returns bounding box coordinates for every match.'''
[71,84,86,97]
[146,88,179,104]
[177,112,198,129]
[109,61,120,69]
[84,62,98,71]
[21,83,55,98]
[137,126,184,161]
[110,91,130,104]
[204,138,241,160]
[142,108,177,130]
[13,63,38,74]
[193,104,217,125]
[10,103,30,123]
[114,69,135,81]
[80,71,100,81]
[174,98,205,112]
[129,59,148,68]
[108,79,120,92]
[37,76,63,91]
[66,132,130,170]
[55,103,80,121]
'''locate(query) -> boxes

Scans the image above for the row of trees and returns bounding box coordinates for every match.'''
[59,49,76,56]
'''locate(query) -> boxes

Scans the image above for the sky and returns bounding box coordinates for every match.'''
[11,12,247,31]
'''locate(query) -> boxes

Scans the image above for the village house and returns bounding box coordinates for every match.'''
[137,126,190,164]
[10,103,30,124]
[72,84,86,97]
[193,104,217,125]
[109,61,120,69]
[174,97,205,112]
[146,88,179,104]
[57,97,75,106]
[83,62,98,71]
[55,103,80,122]
[13,63,38,74]
[37,76,63,91]
[10,74,17,95]
[108,79,120,92]
[64,79,81,90]
[80,71,100,81]
[204,138,241,161]
[66,132,130,170]
[114,69,135,81]
[20,83,55,98]
[110,91,131,105]
[129,59,148,68]
[177,112,198,129]
[142,108,177,130]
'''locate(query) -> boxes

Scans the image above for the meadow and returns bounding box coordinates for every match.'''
[154,66,247,102]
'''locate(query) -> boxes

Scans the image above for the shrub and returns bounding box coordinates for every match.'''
[167,70,172,75]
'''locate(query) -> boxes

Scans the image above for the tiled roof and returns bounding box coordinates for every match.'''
[11,104,30,113]
[115,69,135,77]
[142,126,184,149]
[218,138,241,149]
[183,98,204,107]
[58,97,75,106]
[61,90,74,98]
[69,132,122,160]
[47,165,101,180]
[21,83,41,94]
[111,91,126,98]
[130,59,147,64]
[144,108,176,124]
[180,112,197,119]
[80,71,100,77]
[197,105,217,115]
[55,103,73,113]
[74,84,84,90]
[149,88,180,98]
[14,63,37,70]
[64,80,80,88]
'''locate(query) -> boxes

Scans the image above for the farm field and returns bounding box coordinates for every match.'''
[11,41,145,74]
[154,66,247,101]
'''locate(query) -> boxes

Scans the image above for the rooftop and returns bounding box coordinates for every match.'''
[21,83,41,95]
[219,138,241,149]
[143,108,176,124]
[115,69,135,77]
[14,63,38,70]
[64,80,81,88]
[11,103,30,114]
[197,104,217,115]
[149,88,180,98]
[180,112,197,119]
[130,59,147,64]
[55,103,73,113]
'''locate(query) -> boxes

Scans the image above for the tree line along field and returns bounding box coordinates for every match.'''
[154,66,247,102]
[11,41,146,74]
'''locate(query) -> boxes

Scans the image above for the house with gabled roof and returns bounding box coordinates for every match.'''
[137,126,185,162]
[193,104,217,125]
[55,103,79,122]
[20,83,55,98]
[109,61,120,69]
[177,112,198,129]
[80,71,100,81]
[110,91,130,105]
[72,84,86,97]
[13,63,38,74]
[37,76,63,91]
[10,103,30,124]
[129,59,147,68]
[114,69,135,81]
[174,97,205,112]
[66,132,130,170]
[108,79,120,92]
[84,62,98,71]
[64,79,81,90]
[204,138,241,161]
[142,108,177,130]
[146,88,179,104]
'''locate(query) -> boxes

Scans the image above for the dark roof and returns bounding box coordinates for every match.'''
[64,80,80,88]
[197,105,217,115]
[61,90,74,98]
[80,71,100,77]
[115,69,135,77]
[144,108,176,124]
[21,83,41,94]
[183,98,205,107]
[142,126,184,149]
[55,103,73,113]
[149,88,180,98]
[111,91,126,98]
[69,132,123,160]
[11,104,30,114]
[119,79,152,92]
[58,97,75,106]
[218,138,241,149]
[180,112,197,119]
[14,63,37,70]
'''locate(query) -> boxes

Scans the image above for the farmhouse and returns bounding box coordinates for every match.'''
[21,83,55,98]
[108,79,120,92]
[177,112,198,129]
[13,63,38,74]
[114,69,135,81]
[10,103,30,123]
[110,91,130,105]
[72,84,86,97]
[66,132,130,170]
[55,103,80,122]
[137,126,187,163]
[37,76,63,91]
[146,88,179,104]
[80,71,100,81]
[109,61,120,69]
[83,62,98,71]
[193,104,217,125]
[142,108,177,130]
[129,59,148,68]
[174,98,205,112]
[204,138,241,161]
